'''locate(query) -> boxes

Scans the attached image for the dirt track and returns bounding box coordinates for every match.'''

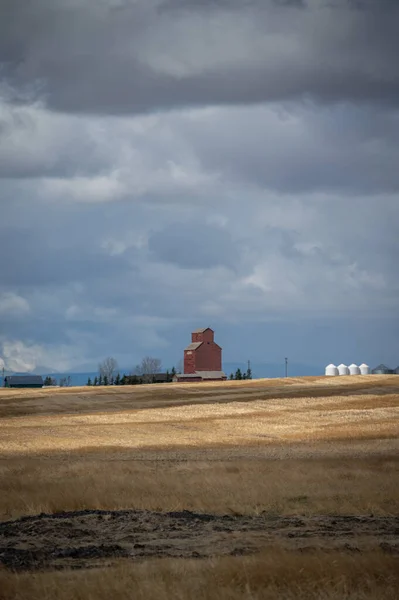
[1,509,398,571]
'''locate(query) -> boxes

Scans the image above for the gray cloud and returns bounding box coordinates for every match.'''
[0,99,111,179]
[0,225,131,287]
[178,104,399,194]
[148,221,240,270]
[1,0,399,115]
[1,193,398,371]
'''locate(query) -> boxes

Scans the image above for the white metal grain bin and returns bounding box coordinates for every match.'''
[359,363,370,375]
[338,364,349,376]
[349,363,360,375]
[325,364,338,376]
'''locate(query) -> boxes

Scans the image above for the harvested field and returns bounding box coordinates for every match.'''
[1,374,398,419]
[0,376,398,598]
[0,376,398,456]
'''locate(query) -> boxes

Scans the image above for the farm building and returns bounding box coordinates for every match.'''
[4,375,44,388]
[173,371,227,383]
[371,364,394,375]
[174,328,226,382]
[151,373,171,383]
[184,328,222,373]
[141,373,173,383]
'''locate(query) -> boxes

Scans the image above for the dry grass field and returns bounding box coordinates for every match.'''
[0,375,398,598]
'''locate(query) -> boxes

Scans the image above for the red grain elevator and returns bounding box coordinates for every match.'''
[184,328,222,374]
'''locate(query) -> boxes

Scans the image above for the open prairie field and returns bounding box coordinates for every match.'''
[0,375,398,599]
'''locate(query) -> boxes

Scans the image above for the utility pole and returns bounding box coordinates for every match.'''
[285,357,288,378]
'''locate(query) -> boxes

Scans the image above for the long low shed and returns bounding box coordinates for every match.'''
[173,371,227,383]
[4,375,44,388]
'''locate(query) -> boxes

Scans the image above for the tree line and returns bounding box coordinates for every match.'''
[229,367,252,380]
[86,356,180,386]
[44,375,71,387]
[45,358,253,387]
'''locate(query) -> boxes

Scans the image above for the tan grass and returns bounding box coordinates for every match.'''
[1,453,398,520]
[1,550,398,600]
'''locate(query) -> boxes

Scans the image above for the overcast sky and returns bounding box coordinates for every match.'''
[1,0,398,373]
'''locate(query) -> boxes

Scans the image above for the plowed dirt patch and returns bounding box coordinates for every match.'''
[1,510,398,572]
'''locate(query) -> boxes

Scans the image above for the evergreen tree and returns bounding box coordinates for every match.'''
[115,373,121,385]
[235,368,242,380]
[230,373,234,380]
[171,366,176,377]
[166,369,170,382]
[246,367,252,380]
[243,372,247,380]
[104,375,109,386]
[121,375,127,385]
[93,376,98,386]
[44,376,52,386]
[98,374,103,386]
[87,377,92,386]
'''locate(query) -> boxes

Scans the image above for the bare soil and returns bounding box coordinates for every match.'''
[1,509,398,572]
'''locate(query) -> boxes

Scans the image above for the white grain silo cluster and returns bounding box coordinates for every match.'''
[325,362,370,376]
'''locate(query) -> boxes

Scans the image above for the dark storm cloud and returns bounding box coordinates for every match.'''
[1,0,399,115]
[160,0,305,11]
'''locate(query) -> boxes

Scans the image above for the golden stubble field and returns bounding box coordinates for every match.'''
[0,375,398,599]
